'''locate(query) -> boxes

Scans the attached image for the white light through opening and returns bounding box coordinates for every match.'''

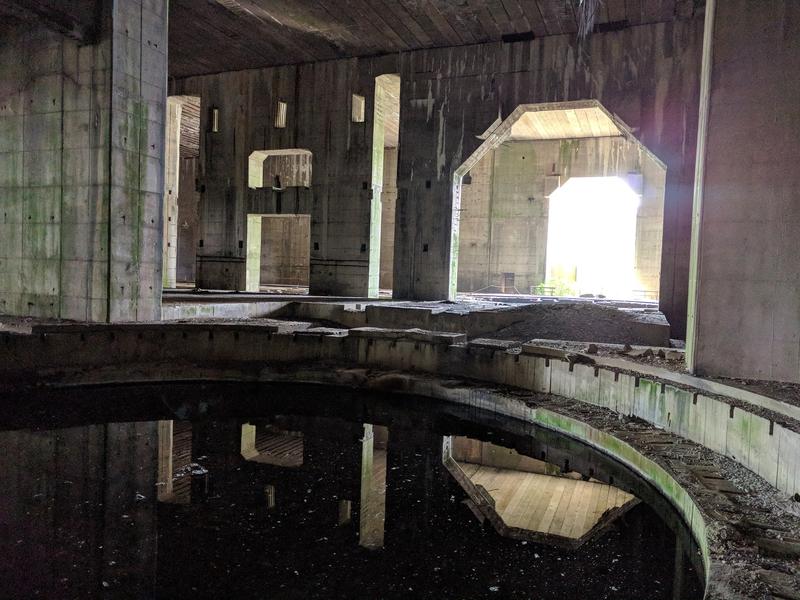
[545,176,640,299]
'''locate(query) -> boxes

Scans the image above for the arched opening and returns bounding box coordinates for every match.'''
[246,149,313,293]
[453,100,666,303]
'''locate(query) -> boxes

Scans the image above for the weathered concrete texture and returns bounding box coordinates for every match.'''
[457,137,665,297]
[0,0,167,322]
[260,215,310,286]
[688,0,800,382]
[162,97,181,288]
[170,21,701,330]
[176,157,200,283]
[278,300,672,347]
[392,21,702,337]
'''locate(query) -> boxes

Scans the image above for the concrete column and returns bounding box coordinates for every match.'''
[240,423,258,459]
[162,98,181,289]
[0,0,168,321]
[687,0,800,381]
[358,423,387,549]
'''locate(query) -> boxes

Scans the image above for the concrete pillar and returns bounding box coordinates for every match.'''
[162,98,181,289]
[0,0,168,321]
[358,423,387,549]
[687,0,800,381]
[240,423,258,459]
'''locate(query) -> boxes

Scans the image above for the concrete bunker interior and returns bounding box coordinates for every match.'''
[1,0,800,598]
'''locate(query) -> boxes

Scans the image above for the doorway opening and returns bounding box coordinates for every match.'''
[246,214,311,293]
[246,149,313,293]
[453,100,666,303]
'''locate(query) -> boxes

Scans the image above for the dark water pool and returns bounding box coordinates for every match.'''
[0,383,704,599]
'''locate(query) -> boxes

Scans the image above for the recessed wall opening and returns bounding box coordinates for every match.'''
[246,149,313,293]
[163,95,201,290]
[453,100,666,303]
[246,214,311,292]
[371,74,401,297]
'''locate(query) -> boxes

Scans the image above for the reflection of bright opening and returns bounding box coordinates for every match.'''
[546,176,640,299]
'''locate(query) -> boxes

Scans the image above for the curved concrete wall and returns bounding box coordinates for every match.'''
[0,324,796,497]
[1,323,799,597]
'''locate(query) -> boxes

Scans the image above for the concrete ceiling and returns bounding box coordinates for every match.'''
[0,0,101,41]
[0,1,703,79]
[169,0,703,78]
[378,74,401,148]
[508,105,622,140]
[175,96,201,159]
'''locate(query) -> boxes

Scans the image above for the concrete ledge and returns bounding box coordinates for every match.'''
[350,327,466,345]
[280,300,671,346]
[2,324,797,500]
[162,300,290,320]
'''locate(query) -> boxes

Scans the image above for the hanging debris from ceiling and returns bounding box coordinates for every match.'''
[575,0,602,39]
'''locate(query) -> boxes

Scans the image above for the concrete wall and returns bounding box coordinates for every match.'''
[457,137,665,297]
[172,57,398,296]
[688,0,800,381]
[457,149,495,292]
[0,1,167,321]
[171,21,701,330]
[393,22,701,337]
[176,158,200,283]
[260,215,310,286]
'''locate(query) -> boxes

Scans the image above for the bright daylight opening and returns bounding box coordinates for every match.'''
[545,176,640,300]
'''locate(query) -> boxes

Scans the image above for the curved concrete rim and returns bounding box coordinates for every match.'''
[1,322,799,598]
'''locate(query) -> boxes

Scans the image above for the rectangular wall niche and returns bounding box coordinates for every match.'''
[352,94,366,123]
[275,101,287,128]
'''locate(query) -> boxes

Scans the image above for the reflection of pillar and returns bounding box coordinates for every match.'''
[303,421,363,528]
[384,427,451,544]
[102,423,159,594]
[672,537,686,600]
[240,423,258,459]
[0,423,159,598]
[158,420,174,500]
[192,420,245,501]
[359,424,387,548]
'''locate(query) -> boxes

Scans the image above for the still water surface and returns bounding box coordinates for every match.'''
[0,383,703,599]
